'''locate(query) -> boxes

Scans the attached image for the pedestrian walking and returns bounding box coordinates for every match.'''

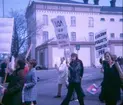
[1,58,25,105]
[54,57,68,98]
[99,52,121,105]
[60,53,85,105]
[0,59,7,83]
[23,59,37,105]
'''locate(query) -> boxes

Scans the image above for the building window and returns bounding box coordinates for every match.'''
[89,32,94,41]
[71,32,76,41]
[88,17,94,27]
[110,33,115,38]
[110,18,115,22]
[43,15,48,25]
[58,6,61,10]
[100,18,105,21]
[43,31,49,42]
[43,5,47,9]
[72,7,75,11]
[71,16,76,26]
[120,18,123,22]
[120,33,123,38]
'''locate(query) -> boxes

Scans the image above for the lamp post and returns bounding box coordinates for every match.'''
[2,0,4,17]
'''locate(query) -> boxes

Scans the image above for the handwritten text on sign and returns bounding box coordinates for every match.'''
[51,16,70,48]
[95,30,108,57]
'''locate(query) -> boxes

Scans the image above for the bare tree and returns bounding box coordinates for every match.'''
[10,10,43,58]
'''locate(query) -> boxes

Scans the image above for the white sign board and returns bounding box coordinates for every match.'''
[95,30,108,58]
[0,18,14,54]
[51,16,70,48]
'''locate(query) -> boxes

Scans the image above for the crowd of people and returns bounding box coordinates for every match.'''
[0,52,123,105]
[0,57,37,105]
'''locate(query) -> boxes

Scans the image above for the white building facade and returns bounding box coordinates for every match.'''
[26,0,123,68]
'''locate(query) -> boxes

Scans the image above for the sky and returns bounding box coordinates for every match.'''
[0,0,122,17]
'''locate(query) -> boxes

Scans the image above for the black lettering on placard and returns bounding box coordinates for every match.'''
[96,44,107,50]
[95,37,107,45]
[57,33,68,40]
[99,49,105,55]
[58,28,63,32]
[55,20,63,27]
[95,32,106,39]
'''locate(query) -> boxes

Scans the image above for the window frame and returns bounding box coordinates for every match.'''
[89,32,94,41]
[120,18,123,22]
[100,18,105,21]
[71,16,76,27]
[120,33,123,38]
[110,18,115,22]
[43,31,49,42]
[71,32,76,41]
[43,15,48,25]
[110,33,115,38]
[88,17,94,27]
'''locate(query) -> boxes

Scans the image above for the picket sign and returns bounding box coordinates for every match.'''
[51,16,71,59]
[87,84,101,95]
[95,30,108,58]
[25,44,33,59]
[51,16,70,49]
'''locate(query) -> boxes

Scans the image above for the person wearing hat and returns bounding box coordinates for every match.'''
[60,53,85,105]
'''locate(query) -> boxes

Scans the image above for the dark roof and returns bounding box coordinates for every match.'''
[101,6,123,12]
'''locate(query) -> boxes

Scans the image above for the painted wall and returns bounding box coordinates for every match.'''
[114,46,123,57]
[52,47,64,67]
[73,47,91,67]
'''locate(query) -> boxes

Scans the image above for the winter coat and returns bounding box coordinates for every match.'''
[99,61,121,102]
[68,59,84,83]
[24,68,37,102]
[0,62,7,77]
[2,68,25,105]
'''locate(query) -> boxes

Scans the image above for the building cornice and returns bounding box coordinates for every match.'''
[36,39,123,50]
[34,1,100,7]
[29,1,122,15]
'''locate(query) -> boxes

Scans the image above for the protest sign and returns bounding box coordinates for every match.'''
[51,16,70,48]
[25,44,33,59]
[0,18,14,54]
[95,30,108,58]
[87,84,100,95]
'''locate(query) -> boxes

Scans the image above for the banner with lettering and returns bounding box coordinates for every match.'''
[51,16,70,48]
[0,18,14,54]
[95,30,108,58]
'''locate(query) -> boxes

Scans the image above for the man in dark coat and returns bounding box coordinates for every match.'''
[60,53,85,105]
[2,59,25,105]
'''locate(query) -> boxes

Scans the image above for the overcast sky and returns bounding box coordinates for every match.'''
[0,0,122,17]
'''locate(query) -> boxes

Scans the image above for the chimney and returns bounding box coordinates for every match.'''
[110,0,116,7]
[94,0,99,5]
[83,0,89,4]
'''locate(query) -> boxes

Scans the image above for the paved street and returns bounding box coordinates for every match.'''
[36,68,105,105]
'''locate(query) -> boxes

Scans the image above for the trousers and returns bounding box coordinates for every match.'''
[61,83,85,105]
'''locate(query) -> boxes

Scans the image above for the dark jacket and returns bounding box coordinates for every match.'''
[2,68,25,105]
[68,59,84,83]
[100,61,121,102]
[0,62,7,77]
